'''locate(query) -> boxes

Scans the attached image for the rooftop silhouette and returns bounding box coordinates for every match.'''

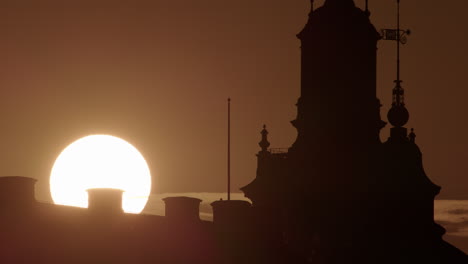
[0,0,466,263]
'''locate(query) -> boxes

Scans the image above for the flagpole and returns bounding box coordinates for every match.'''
[396,0,400,83]
[227,98,231,201]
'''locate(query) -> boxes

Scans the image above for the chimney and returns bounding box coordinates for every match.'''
[211,200,253,261]
[87,188,124,215]
[0,176,37,210]
[211,200,251,227]
[163,196,202,222]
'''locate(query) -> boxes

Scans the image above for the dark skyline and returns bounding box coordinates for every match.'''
[0,0,467,201]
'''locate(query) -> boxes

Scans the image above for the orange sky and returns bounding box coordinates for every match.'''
[0,0,467,201]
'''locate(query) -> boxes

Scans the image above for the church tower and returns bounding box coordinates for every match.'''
[285,1,386,260]
[242,0,467,263]
[376,1,466,262]
[292,0,383,151]
[288,0,385,203]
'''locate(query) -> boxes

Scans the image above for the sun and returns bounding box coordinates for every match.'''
[50,135,152,214]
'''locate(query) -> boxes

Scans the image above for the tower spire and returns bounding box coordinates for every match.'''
[396,0,401,84]
[259,125,270,152]
[382,0,411,128]
[394,0,403,107]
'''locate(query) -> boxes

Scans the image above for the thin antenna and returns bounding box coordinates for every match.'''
[365,0,369,14]
[396,0,401,83]
[227,98,231,201]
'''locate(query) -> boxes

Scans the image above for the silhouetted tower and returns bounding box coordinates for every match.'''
[242,1,386,260]
[383,0,411,140]
[242,125,287,207]
[377,1,465,262]
[242,0,467,263]
[292,0,384,152]
[289,0,385,201]
[285,0,386,258]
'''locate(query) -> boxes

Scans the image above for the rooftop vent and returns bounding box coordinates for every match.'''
[87,188,124,215]
[0,176,37,210]
[163,196,202,222]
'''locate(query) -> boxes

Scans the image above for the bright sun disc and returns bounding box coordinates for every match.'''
[50,135,152,213]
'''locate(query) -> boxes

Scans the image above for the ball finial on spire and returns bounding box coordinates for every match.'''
[387,105,409,127]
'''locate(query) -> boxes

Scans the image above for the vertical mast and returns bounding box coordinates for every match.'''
[393,0,405,107]
[396,0,401,83]
[227,98,231,201]
[384,0,411,129]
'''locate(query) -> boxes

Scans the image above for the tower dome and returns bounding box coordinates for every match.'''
[387,104,409,127]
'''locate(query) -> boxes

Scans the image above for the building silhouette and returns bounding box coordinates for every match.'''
[0,177,220,264]
[242,0,467,263]
[0,1,467,263]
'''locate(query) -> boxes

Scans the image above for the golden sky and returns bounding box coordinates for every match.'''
[0,0,467,201]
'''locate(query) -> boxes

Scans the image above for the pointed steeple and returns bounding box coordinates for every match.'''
[386,0,410,132]
[259,125,270,152]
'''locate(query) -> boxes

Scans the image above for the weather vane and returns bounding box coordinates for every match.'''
[380,0,411,107]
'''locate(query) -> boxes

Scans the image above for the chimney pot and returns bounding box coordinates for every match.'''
[87,188,124,214]
[0,176,37,210]
[163,196,202,222]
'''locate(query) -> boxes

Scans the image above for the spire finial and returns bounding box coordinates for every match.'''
[409,128,416,143]
[365,0,370,16]
[259,125,270,152]
[383,0,411,128]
